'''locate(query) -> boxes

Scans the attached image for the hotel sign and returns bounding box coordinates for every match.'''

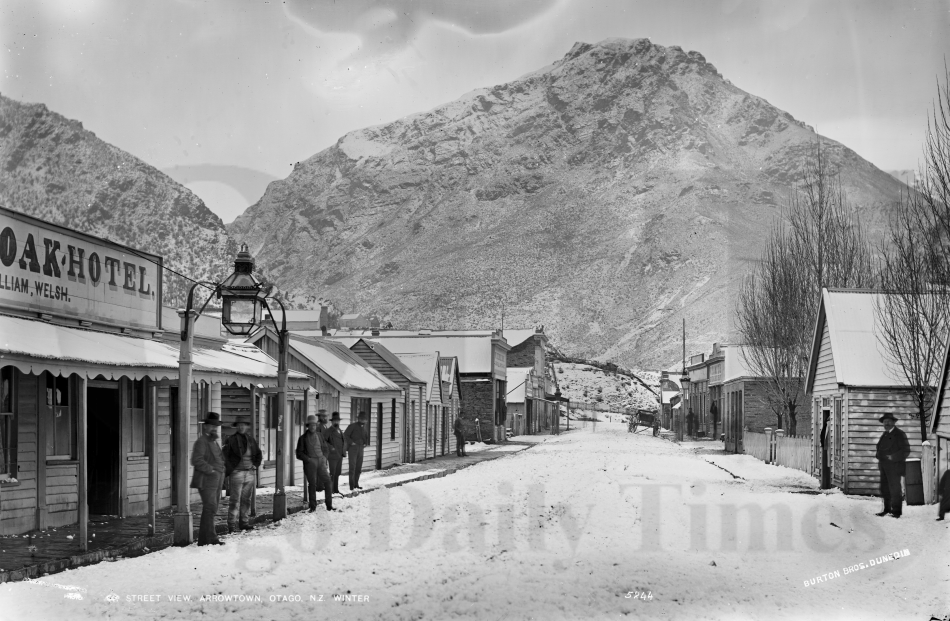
[0,207,162,330]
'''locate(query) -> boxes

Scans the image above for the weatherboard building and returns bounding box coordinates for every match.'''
[0,206,305,539]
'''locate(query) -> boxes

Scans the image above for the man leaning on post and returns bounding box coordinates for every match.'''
[222,414,262,533]
[190,412,226,546]
[875,412,910,519]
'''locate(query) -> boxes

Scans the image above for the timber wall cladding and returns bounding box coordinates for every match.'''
[156,386,172,510]
[845,389,929,495]
[2,371,37,534]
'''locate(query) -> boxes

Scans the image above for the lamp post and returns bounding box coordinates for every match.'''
[219,245,290,521]
[174,244,290,546]
[678,375,690,442]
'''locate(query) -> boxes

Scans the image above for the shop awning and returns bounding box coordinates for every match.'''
[0,314,308,388]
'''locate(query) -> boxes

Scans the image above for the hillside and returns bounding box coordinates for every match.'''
[0,94,234,308]
[222,38,905,368]
[555,362,659,412]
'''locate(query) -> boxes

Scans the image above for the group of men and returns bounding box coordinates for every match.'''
[189,409,470,546]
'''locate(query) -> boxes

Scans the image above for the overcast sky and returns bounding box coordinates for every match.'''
[2,0,948,223]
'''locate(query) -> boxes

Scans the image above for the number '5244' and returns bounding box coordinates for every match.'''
[624,591,653,600]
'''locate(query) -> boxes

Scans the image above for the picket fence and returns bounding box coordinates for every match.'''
[743,429,811,474]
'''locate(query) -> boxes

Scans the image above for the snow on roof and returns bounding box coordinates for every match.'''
[360,339,424,383]
[814,289,903,387]
[289,336,400,392]
[502,329,543,348]
[506,367,532,403]
[394,352,441,401]
[0,314,308,386]
[325,333,502,374]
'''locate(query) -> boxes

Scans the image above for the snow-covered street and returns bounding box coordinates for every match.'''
[1,423,947,620]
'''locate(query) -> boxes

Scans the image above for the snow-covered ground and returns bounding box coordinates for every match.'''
[1,423,947,620]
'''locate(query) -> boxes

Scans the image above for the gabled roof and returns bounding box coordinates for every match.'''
[322,332,509,374]
[806,289,905,391]
[439,356,460,397]
[394,352,442,402]
[503,328,546,348]
[354,338,425,384]
[248,326,399,393]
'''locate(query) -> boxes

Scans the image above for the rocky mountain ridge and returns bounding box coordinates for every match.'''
[227,38,905,368]
[0,94,234,310]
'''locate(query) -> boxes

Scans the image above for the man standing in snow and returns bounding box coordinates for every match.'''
[222,415,262,533]
[937,467,950,521]
[875,412,910,518]
[296,414,334,512]
[453,415,466,456]
[344,411,368,490]
[190,412,226,546]
[324,412,345,495]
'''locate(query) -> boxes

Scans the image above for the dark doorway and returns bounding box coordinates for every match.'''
[88,386,120,515]
[169,387,179,504]
[376,402,383,470]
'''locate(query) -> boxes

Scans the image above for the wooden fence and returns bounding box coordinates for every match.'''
[743,431,771,463]
[742,429,812,474]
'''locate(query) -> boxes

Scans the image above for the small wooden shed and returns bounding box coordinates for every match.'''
[805,289,934,495]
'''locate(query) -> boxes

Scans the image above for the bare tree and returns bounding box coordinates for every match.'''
[875,66,950,441]
[737,141,875,435]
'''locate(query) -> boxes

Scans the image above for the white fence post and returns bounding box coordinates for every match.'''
[775,429,785,467]
[764,428,773,464]
[922,441,935,505]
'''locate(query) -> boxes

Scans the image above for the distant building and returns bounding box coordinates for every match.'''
[339,313,369,329]
[320,330,511,443]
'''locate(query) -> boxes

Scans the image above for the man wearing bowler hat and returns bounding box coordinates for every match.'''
[875,412,911,518]
[323,412,346,495]
[190,412,226,545]
[344,411,368,489]
[296,413,334,512]
[313,410,330,492]
[222,414,262,533]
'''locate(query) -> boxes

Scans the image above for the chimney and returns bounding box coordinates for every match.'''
[371,327,380,337]
[319,305,329,329]
[321,325,328,337]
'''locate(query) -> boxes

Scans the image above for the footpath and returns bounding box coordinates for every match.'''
[0,437,547,583]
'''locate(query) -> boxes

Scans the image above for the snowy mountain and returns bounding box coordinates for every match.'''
[0,94,235,308]
[227,38,904,368]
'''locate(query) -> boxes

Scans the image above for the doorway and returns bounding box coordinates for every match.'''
[87,385,120,515]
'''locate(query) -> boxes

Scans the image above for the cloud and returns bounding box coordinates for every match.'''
[284,0,560,58]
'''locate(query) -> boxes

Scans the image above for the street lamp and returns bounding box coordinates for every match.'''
[174,244,291,546]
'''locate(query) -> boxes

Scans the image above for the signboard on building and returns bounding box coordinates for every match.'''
[492,346,507,378]
[0,207,162,330]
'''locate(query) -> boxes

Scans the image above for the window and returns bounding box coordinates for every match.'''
[351,397,371,445]
[390,398,396,441]
[1,367,16,478]
[129,379,146,454]
[261,394,278,463]
[46,372,75,458]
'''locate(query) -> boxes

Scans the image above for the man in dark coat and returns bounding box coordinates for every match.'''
[222,415,262,533]
[937,468,950,521]
[323,412,346,495]
[313,409,330,492]
[296,414,333,512]
[875,412,911,518]
[453,415,466,456]
[344,411,368,489]
[190,412,226,546]
[652,418,660,437]
[687,409,696,437]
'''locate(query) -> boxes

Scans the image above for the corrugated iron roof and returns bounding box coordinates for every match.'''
[394,352,441,402]
[0,314,308,386]
[331,334,500,374]
[289,336,400,392]
[818,289,904,387]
